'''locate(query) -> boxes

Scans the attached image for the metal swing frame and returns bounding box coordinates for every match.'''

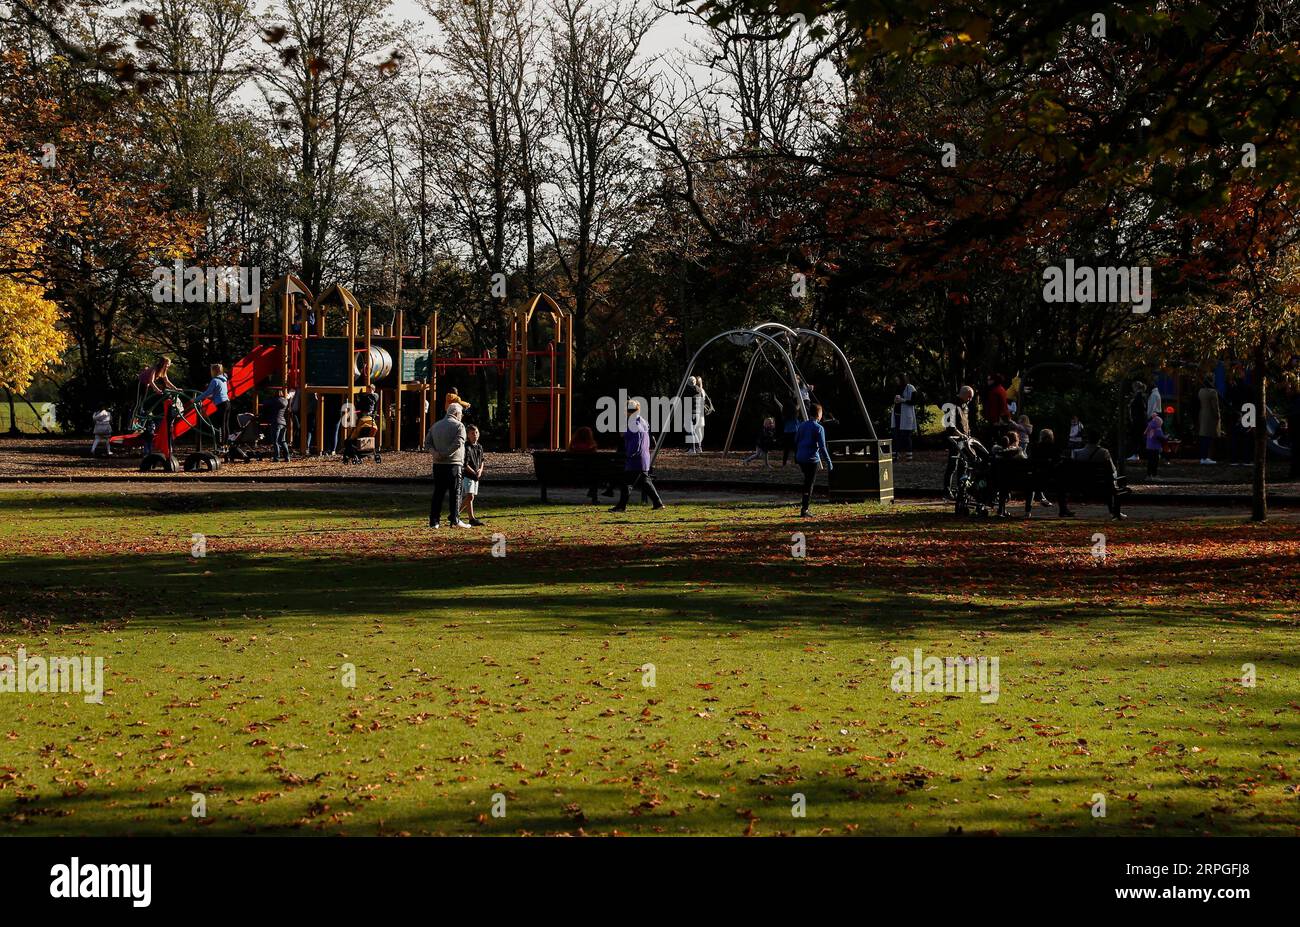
[649,326,808,468]
[719,324,877,455]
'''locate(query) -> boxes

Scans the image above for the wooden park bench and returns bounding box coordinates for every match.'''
[531,450,625,502]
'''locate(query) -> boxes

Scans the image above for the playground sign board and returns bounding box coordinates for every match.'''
[402,349,432,383]
[305,338,350,386]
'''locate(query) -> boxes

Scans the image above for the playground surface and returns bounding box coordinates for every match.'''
[0,484,1297,836]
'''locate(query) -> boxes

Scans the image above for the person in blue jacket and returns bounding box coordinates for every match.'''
[795,403,833,517]
[610,399,665,512]
[195,363,231,445]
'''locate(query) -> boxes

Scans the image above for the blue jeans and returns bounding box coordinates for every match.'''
[273,425,290,460]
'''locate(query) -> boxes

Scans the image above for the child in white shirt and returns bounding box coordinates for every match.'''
[90,409,113,456]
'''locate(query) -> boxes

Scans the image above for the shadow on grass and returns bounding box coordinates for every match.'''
[5,767,1294,836]
[0,543,1295,642]
[1,489,1296,640]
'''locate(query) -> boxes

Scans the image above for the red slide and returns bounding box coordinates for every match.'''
[112,342,282,449]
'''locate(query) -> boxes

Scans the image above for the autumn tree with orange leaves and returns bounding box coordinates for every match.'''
[0,48,201,426]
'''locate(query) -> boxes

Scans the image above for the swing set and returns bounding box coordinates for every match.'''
[650,323,893,502]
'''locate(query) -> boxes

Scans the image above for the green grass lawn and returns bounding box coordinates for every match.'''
[1,488,1297,836]
[0,403,53,433]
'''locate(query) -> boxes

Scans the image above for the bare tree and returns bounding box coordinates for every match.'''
[541,0,657,375]
[255,0,400,291]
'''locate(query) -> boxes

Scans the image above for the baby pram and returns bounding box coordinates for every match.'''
[225,412,270,462]
[949,434,997,516]
[341,415,379,464]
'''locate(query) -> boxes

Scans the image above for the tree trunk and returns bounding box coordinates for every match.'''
[6,388,19,435]
[1251,338,1268,522]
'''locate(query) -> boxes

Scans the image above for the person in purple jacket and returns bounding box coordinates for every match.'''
[1144,412,1167,478]
[609,399,665,512]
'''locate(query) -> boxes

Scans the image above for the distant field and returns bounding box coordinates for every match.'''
[0,402,56,433]
[1,488,1298,836]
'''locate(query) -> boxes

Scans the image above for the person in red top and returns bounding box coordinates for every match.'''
[984,373,1009,424]
[568,426,598,452]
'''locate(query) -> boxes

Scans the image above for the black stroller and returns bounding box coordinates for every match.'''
[225,412,270,462]
[949,434,997,516]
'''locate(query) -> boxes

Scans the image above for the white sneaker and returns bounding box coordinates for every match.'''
[1126,454,1140,463]
[1200,458,1217,464]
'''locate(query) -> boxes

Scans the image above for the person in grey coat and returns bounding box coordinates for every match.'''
[427,403,467,528]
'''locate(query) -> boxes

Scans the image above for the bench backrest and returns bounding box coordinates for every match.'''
[532,451,624,484]
[1056,458,1117,495]
[988,455,1116,494]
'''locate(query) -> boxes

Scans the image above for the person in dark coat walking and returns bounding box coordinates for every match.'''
[610,400,664,512]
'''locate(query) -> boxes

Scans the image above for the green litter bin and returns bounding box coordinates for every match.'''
[827,438,894,503]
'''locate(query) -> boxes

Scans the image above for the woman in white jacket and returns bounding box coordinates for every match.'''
[891,374,917,461]
[685,376,712,454]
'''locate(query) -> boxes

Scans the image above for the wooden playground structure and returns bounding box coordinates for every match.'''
[507,292,573,452]
[253,276,573,454]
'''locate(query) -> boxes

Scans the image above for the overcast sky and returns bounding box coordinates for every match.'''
[383,0,705,63]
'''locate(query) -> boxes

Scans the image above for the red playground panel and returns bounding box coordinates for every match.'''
[110,342,282,449]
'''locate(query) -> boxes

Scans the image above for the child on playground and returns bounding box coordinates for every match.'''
[795,403,833,518]
[196,363,230,445]
[743,417,778,467]
[459,424,486,526]
[138,356,177,395]
[1144,412,1167,478]
[90,408,113,456]
[1012,414,1033,453]
[444,386,470,413]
